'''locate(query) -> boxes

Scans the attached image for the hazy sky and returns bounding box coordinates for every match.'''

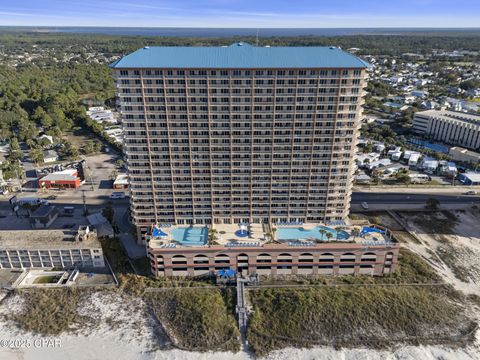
[1,0,479,27]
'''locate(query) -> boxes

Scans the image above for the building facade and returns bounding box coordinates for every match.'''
[111,44,370,243]
[412,110,480,151]
[38,169,81,189]
[449,146,480,164]
[0,227,105,269]
[148,242,400,277]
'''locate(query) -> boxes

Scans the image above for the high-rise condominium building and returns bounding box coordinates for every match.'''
[111,43,370,243]
[412,110,480,151]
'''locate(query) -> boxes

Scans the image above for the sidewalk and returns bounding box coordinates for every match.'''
[118,233,146,259]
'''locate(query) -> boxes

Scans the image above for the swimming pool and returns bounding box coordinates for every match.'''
[171,226,208,246]
[276,226,350,241]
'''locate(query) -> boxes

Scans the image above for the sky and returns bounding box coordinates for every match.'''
[0,0,479,28]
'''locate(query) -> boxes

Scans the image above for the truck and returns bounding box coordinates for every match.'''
[15,197,49,206]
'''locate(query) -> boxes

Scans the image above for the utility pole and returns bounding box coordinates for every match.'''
[15,167,22,193]
[82,189,87,216]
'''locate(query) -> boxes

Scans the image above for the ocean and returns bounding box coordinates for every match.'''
[2,26,479,37]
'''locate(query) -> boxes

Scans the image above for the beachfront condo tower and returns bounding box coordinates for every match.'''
[111,43,370,243]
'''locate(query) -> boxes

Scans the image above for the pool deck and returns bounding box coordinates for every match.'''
[148,223,393,249]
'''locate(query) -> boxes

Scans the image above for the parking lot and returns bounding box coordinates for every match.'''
[0,205,89,231]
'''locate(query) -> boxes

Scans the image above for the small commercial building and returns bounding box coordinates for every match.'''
[421,158,439,174]
[113,174,129,189]
[87,213,114,238]
[449,147,480,164]
[408,153,421,166]
[366,158,391,171]
[29,205,59,229]
[355,173,372,184]
[459,173,480,186]
[39,169,81,189]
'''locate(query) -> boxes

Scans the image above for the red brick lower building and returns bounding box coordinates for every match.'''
[39,169,81,189]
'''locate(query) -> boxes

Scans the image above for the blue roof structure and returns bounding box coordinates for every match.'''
[110,43,370,69]
[152,227,168,238]
[361,227,386,235]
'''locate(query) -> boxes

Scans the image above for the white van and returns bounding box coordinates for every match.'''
[109,192,125,199]
[16,197,49,206]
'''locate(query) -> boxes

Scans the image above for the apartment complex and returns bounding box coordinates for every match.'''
[412,110,480,151]
[111,43,370,243]
[0,226,105,269]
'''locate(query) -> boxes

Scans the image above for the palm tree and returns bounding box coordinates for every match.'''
[325,232,333,242]
[318,228,327,241]
[208,229,218,244]
[334,227,343,240]
[270,227,277,241]
[265,232,272,242]
[352,227,361,241]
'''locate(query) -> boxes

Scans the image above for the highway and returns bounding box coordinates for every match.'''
[351,192,480,205]
[1,190,478,212]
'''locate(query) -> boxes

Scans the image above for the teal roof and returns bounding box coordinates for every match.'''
[110,43,370,69]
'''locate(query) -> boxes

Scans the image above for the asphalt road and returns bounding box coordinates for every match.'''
[351,192,480,205]
[3,191,479,209]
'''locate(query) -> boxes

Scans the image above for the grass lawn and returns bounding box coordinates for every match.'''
[145,288,240,352]
[8,289,92,336]
[247,285,475,356]
[246,249,476,356]
[32,275,60,284]
[63,127,98,148]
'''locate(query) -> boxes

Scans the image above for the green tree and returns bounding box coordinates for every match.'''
[110,169,118,181]
[29,147,44,166]
[395,168,411,184]
[325,232,333,242]
[58,141,79,160]
[7,138,23,162]
[425,198,440,211]
[102,202,115,224]
[115,159,125,169]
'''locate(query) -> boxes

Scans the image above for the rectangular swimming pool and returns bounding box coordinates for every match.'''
[276,226,350,241]
[171,226,208,246]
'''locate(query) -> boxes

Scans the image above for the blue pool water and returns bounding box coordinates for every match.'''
[276,226,350,241]
[171,226,208,246]
[408,138,449,154]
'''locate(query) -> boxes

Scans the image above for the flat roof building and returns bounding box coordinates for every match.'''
[0,226,105,269]
[412,110,480,151]
[39,169,81,189]
[111,43,370,246]
[459,172,480,186]
[449,146,480,164]
[29,205,59,229]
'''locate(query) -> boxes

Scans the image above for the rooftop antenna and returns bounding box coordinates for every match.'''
[255,29,259,47]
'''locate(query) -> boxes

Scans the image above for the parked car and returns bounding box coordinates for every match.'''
[109,191,126,199]
[361,202,369,210]
[464,190,477,195]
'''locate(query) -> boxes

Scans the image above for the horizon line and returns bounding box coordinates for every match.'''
[1,25,480,30]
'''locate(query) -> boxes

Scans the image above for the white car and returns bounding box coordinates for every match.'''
[109,192,126,199]
[361,202,369,209]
